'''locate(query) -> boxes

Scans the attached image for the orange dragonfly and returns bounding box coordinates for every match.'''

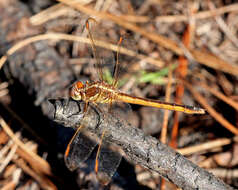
[65,18,205,185]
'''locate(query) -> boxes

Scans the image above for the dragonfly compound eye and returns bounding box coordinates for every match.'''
[76,81,84,89]
[70,82,84,100]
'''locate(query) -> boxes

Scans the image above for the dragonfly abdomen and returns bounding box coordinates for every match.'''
[116,92,205,114]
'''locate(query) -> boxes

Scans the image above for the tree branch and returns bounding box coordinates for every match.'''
[51,98,233,190]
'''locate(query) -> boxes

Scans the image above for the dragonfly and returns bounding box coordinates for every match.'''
[65,18,206,185]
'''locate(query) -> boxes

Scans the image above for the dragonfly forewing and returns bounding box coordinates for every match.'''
[100,102,132,122]
[86,18,117,83]
[96,140,122,185]
[65,127,98,171]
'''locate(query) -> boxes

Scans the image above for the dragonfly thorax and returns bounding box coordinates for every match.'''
[70,80,119,104]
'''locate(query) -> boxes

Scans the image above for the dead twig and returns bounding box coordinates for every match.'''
[13,158,57,190]
[30,3,149,25]
[183,81,238,135]
[155,3,238,23]
[170,24,191,148]
[208,1,238,48]
[178,136,238,155]
[31,3,238,24]
[209,168,238,179]
[0,33,163,70]
[0,117,52,175]
[1,168,22,190]
[0,144,18,173]
[198,82,238,111]
[51,98,232,190]
[160,64,172,144]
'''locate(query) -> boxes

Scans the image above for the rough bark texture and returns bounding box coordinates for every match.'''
[51,99,233,190]
[0,0,74,115]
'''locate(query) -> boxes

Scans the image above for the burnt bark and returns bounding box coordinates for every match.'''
[50,98,233,190]
[0,0,74,116]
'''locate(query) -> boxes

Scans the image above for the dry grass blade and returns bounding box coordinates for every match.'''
[117,15,149,23]
[32,2,238,24]
[177,136,238,155]
[160,64,172,144]
[0,33,163,70]
[170,24,192,148]
[30,3,149,25]
[57,0,182,54]
[156,3,238,23]
[160,65,173,190]
[183,81,238,135]
[208,1,238,48]
[13,159,57,190]
[0,82,8,90]
[189,49,238,76]
[0,133,15,160]
[56,0,238,77]
[30,3,78,26]
[1,103,47,146]
[198,82,238,111]
[0,82,8,98]
[1,168,22,190]
[209,168,238,179]
[0,144,17,173]
[0,117,52,175]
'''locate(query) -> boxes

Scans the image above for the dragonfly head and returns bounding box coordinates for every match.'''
[70,81,84,101]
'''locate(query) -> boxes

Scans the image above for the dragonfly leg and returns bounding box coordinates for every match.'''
[86,18,104,82]
[83,101,89,114]
[72,99,89,118]
[107,97,113,114]
[91,102,105,121]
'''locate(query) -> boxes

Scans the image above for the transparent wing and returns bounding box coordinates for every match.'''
[96,136,122,185]
[108,101,133,124]
[86,18,104,82]
[85,18,117,83]
[93,102,130,185]
[112,31,139,89]
[76,18,138,87]
[64,125,98,171]
[112,37,123,87]
[86,19,139,87]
